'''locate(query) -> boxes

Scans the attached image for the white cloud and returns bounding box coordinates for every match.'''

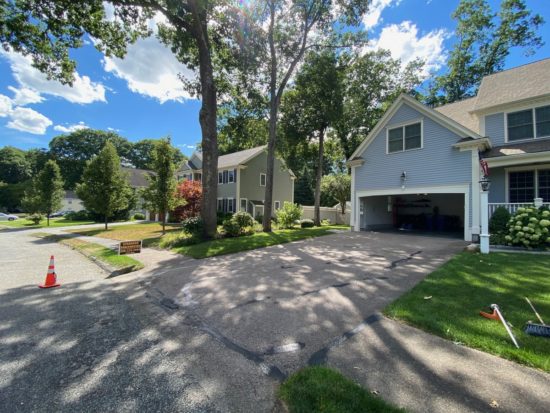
[107,127,121,132]
[102,35,194,103]
[53,121,90,133]
[1,50,106,104]
[178,144,196,149]
[362,0,401,30]
[0,94,12,117]
[7,86,44,105]
[368,21,447,76]
[6,107,52,135]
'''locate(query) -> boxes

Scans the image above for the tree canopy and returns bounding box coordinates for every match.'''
[426,0,544,105]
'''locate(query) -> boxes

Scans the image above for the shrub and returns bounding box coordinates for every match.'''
[28,213,43,225]
[222,211,255,237]
[181,216,204,237]
[173,180,202,221]
[300,219,314,228]
[217,212,232,225]
[65,210,92,221]
[490,232,507,245]
[276,202,303,229]
[133,212,145,220]
[321,219,331,226]
[505,206,550,249]
[489,207,511,233]
[255,213,263,224]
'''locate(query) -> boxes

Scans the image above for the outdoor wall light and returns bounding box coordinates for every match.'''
[400,171,407,189]
[479,175,491,192]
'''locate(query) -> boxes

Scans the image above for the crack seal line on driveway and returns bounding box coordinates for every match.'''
[141,281,290,382]
[307,313,383,366]
[385,250,422,269]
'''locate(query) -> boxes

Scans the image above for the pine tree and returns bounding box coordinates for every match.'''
[76,142,132,230]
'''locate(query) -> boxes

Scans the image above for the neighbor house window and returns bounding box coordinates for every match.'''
[228,198,234,213]
[228,170,235,183]
[509,171,535,203]
[260,173,266,186]
[274,200,280,210]
[240,198,247,211]
[507,105,550,141]
[217,198,223,211]
[387,122,422,153]
[538,169,550,201]
[218,172,223,184]
[194,173,202,182]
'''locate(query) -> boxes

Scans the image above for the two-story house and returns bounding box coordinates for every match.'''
[177,145,295,218]
[349,58,550,241]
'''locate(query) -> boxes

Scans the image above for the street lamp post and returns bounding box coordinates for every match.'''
[480,175,491,254]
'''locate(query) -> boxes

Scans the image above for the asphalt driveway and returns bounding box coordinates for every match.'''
[123,231,465,378]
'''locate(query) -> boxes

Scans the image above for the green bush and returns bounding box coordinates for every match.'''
[505,206,550,249]
[300,219,314,228]
[255,213,263,224]
[217,212,232,225]
[276,202,303,229]
[222,211,255,237]
[133,212,145,220]
[181,216,204,237]
[28,213,43,225]
[489,206,511,233]
[65,210,92,221]
[490,232,507,245]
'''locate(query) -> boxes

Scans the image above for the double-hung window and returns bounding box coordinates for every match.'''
[507,105,550,141]
[387,122,422,153]
[260,173,266,186]
[509,168,550,202]
[228,170,235,183]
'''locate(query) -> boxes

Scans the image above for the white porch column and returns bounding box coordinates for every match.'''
[471,150,480,237]
[354,195,361,232]
[480,189,490,254]
[350,166,356,229]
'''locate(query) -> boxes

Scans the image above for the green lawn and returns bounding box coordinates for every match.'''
[33,233,144,274]
[385,252,550,372]
[173,225,348,259]
[279,366,405,413]
[0,217,95,229]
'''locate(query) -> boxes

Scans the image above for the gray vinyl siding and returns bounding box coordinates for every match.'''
[239,152,293,214]
[488,167,506,203]
[355,103,472,190]
[354,103,473,229]
[485,113,505,145]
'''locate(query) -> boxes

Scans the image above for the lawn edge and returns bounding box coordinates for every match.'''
[32,233,144,276]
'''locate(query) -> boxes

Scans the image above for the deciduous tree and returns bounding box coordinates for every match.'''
[24,160,65,226]
[76,142,132,230]
[321,173,350,214]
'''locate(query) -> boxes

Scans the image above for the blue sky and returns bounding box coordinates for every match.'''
[0,0,548,156]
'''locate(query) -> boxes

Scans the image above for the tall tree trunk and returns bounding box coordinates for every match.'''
[104,214,108,230]
[263,0,277,233]
[47,214,50,226]
[189,1,218,239]
[162,209,166,235]
[314,127,325,226]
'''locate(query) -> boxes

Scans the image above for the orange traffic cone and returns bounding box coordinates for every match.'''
[39,255,61,288]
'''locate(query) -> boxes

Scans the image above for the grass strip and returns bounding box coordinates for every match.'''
[173,225,348,259]
[385,251,550,372]
[0,218,95,229]
[279,366,405,413]
[33,233,144,274]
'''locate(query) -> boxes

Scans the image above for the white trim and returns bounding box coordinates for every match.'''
[504,164,550,203]
[355,184,471,241]
[486,151,550,168]
[504,103,550,143]
[350,166,356,228]
[291,178,295,204]
[260,173,266,187]
[348,94,483,161]
[471,150,480,235]
[385,118,424,154]
[240,197,248,212]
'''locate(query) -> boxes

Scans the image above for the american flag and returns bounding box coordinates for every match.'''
[479,151,489,177]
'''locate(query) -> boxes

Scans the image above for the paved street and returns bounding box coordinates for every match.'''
[2,226,550,412]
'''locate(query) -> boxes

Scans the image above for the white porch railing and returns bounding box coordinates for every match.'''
[489,202,550,218]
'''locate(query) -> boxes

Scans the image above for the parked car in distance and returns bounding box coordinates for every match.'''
[0,213,18,221]
[50,211,66,218]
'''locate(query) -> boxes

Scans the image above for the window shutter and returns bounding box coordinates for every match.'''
[234,169,237,183]
[223,170,228,184]
[223,198,228,213]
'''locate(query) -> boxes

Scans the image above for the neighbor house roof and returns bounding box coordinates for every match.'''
[473,58,550,112]
[434,97,480,134]
[64,190,78,199]
[122,167,153,187]
[483,139,550,158]
[188,146,267,169]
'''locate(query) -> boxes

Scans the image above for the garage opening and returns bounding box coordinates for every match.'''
[360,193,465,238]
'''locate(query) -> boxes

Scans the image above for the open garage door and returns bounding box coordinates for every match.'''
[357,186,470,240]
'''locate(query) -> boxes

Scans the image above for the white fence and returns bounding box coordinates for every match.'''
[488,202,550,218]
[301,205,350,225]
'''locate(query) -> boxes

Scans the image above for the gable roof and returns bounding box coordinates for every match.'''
[434,97,479,134]
[348,94,484,162]
[473,58,550,112]
[183,145,267,170]
[122,167,152,187]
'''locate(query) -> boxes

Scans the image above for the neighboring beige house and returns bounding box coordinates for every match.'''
[61,190,85,212]
[177,146,295,218]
